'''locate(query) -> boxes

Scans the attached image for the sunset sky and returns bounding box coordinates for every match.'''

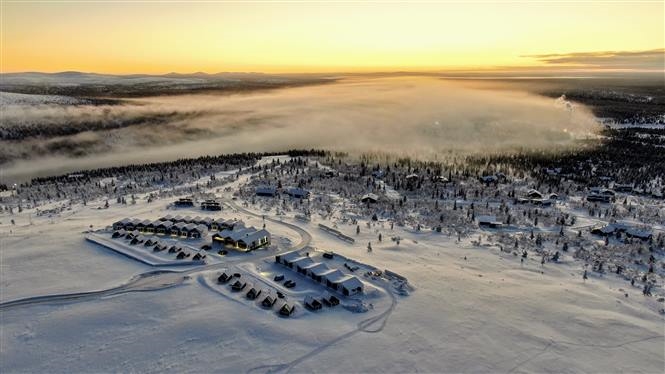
[1,1,663,74]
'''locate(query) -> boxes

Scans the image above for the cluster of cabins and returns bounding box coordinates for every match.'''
[112,215,271,251]
[111,230,207,261]
[112,217,209,239]
[212,226,271,252]
[217,272,297,317]
[173,197,222,211]
[591,222,653,241]
[255,186,310,199]
[275,251,364,296]
[217,271,342,317]
[159,214,241,231]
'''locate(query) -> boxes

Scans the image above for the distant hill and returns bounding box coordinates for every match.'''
[0,71,335,97]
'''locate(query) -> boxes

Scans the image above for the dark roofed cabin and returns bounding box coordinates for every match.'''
[246,286,262,300]
[174,198,194,207]
[201,200,222,211]
[261,295,277,308]
[321,293,340,307]
[230,279,247,291]
[256,186,277,197]
[278,302,295,317]
[304,296,322,311]
[218,272,232,284]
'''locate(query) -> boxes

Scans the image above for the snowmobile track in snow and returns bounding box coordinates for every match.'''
[246,282,398,374]
[0,270,187,310]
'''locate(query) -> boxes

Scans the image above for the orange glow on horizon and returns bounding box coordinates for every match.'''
[1,2,663,74]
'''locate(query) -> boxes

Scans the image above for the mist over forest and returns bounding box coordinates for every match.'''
[2,72,662,182]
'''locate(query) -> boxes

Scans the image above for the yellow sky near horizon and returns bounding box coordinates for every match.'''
[1,2,663,74]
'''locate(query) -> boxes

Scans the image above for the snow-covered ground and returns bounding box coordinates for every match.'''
[1,157,663,373]
[0,91,89,106]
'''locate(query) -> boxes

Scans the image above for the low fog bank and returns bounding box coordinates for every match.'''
[1,77,599,183]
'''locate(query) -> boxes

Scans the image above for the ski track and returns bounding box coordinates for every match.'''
[246,281,398,374]
[505,335,665,374]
